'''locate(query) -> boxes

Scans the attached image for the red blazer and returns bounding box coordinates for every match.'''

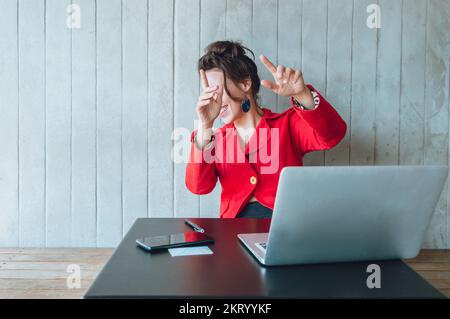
[185,85,347,218]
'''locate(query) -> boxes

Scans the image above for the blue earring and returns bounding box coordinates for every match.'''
[241,98,251,112]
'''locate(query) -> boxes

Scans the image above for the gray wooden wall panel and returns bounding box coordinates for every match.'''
[174,0,200,218]
[96,0,123,247]
[18,0,46,246]
[0,0,449,248]
[45,0,72,247]
[324,0,352,166]
[253,0,278,112]
[0,0,19,246]
[375,0,401,166]
[400,0,426,168]
[148,0,174,218]
[302,0,328,166]
[226,0,252,47]
[71,0,97,247]
[122,0,148,235]
[447,51,450,250]
[350,0,378,166]
[423,0,449,248]
[277,0,302,113]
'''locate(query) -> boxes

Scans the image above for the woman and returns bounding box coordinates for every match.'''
[185,41,347,219]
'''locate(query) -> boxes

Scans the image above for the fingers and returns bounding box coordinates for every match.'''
[276,65,285,82]
[259,55,277,74]
[293,69,302,83]
[276,66,300,84]
[199,69,209,89]
[278,66,299,84]
[261,53,304,84]
[261,79,279,92]
[216,83,223,94]
[275,65,297,84]
[216,85,223,103]
[197,99,211,107]
[199,91,216,101]
[285,67,295,83]
[278,66,297,84]
[199,84,222,106]
[203,85,219,94]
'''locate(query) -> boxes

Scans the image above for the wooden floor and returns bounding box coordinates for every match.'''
[0,249,449,299]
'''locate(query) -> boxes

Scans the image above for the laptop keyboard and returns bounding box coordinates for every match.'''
[256,242,267,252]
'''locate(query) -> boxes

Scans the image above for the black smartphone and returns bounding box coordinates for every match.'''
[136,231,214,252]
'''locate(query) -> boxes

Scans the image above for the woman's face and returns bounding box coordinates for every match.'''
[204,68,249,124]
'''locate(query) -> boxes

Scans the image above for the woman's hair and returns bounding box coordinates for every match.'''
[198,40,260,102]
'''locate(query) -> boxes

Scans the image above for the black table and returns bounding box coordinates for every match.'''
[84,218,445,298]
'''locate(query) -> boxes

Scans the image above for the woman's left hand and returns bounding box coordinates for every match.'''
[259,55,314,108]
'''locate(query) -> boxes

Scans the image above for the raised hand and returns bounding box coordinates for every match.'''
[196,69,223,129]
[259,55,313,107]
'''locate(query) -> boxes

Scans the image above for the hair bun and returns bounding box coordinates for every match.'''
[205,41,248,59]
[198,40,260,100]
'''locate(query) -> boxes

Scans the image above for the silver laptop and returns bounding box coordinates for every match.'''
[238,165,448,266]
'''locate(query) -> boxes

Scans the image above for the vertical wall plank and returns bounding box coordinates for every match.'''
[0,0,19,246]
[45,0,72,246]
[72,0,97,246]
[226,0,253,103]
[148,0,174,218]
[277,0,302,113]
[448,46,450,250]
[301,0,327,166]
[448,8,450,249]
[226,0,252,47]
[350,0,378,165]
[174,0,200,218]
[199,0,226,218]
[122,0,148,234]
[374,0,401,165]
[253,0,278,110]
[423,0,449,248]
[400,0,426,167]
[18,0,46,247]
[97,0,122,247]
[324,0,352,165]
[201,0,226,45]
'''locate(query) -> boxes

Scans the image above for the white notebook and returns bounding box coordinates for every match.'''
[168,246,213,257]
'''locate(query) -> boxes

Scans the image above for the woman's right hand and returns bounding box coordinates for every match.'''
[196,69,223,129]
